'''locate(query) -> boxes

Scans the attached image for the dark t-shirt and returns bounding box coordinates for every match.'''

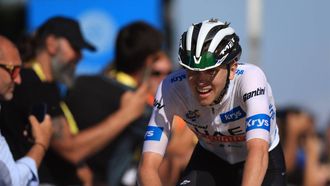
[0,68,81,185]
[66,75,151,185]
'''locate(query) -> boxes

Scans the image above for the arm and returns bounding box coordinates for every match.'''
[50,84,149,164]
[303,134,330,186]
[159,117,197,186]
[283,129,300,172]
[283,113,310,172]
[138,152,163,186]
[0,115,52,186]
[242,138,269,186]
[26,115,53,167]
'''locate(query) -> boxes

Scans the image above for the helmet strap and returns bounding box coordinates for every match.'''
[212,64,231,105]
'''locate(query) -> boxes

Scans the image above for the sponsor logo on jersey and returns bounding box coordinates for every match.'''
[193,126,245,142]
[220,106,246,124]
[196,132,245,142]
[269,104,275,120]
[235,69,244,75]
[144,126,163,141]
[153,99,164,109]
[171,74,186,83]
[246,114,270,132]
[185,110,200,122]
[243,87,265,102]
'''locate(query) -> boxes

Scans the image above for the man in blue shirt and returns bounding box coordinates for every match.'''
[0,35,53,186]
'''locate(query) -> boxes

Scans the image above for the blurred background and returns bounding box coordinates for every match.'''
[0,0,329,131]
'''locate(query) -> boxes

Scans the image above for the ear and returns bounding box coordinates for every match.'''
[45,35,58,55]
[229,61,238,80]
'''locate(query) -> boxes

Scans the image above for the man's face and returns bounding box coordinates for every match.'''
[187,63,237,106]
[0,43,22,101]
[148,52,172,95]
[51,38,81,87]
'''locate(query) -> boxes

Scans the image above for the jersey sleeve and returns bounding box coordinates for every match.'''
[239,65,271,143]
[142,81,174,156]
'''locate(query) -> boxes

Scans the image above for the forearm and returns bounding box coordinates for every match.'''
[138,153,163,186]
[52,109,137,164]
[242,140,269,186]
[138,167,162,186]
[283,134,299,172]
[26,143,47,167]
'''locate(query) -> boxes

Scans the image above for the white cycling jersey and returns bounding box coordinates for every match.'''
[142,63,280,164]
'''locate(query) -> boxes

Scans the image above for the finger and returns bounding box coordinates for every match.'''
[42,114,51,124]
[28,115,39,127]
[135,83,149,95]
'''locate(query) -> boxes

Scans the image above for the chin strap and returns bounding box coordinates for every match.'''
[212,64,231,105]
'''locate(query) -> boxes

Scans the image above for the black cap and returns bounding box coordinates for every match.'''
[36,16,96,52]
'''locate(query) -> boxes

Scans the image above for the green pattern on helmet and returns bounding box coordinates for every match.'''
[184,51,218,70]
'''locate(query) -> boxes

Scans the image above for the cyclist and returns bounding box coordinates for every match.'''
[138,19,286,186]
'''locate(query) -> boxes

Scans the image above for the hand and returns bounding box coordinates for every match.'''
[76,164,93,186]
[120,83,149,121]
[28,114,53,149]
[287,113,311,137]
[304,134,321,156]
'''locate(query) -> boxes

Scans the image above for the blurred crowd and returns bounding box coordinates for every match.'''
[0,15,329,186]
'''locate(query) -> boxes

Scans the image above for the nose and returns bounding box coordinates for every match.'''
[14,74,22,85]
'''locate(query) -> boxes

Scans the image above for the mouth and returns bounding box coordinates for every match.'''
[196,86,212,97]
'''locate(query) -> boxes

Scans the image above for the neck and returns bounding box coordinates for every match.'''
[35,51,53,82]
[212,64,231,105]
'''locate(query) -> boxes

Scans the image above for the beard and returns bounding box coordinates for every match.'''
[51,56,76,88]
[0,84,15,101]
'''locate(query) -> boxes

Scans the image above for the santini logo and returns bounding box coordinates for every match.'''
[153,99,164,109]
[243,87,265,102]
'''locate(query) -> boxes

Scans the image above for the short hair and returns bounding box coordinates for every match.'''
[113,21,163,74]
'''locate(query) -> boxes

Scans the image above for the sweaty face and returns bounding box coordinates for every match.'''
[0,42,22,101]
[51,38,81,87]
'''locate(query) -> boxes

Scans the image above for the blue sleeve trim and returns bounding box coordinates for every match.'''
[144,126,163,141]
[246,114,270,131]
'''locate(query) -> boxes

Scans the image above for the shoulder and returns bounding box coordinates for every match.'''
[235,63,268,83]
[20,68,41,84]
[153,68,189,109]
[70,75,126,99]
[236,63,266,76]
[161,68,188,91]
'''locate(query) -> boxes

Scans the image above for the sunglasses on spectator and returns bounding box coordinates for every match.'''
[0,64,21,79]
[151,70,172,77]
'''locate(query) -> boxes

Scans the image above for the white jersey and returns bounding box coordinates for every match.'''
[142,63,280,164]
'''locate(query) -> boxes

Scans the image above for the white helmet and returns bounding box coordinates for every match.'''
[178,18,242,71]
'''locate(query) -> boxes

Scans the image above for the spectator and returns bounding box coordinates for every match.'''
[143,51,198,186]
[66,21,161,185]
[0,16,146,186]
[0,35,53,185]
[277,106,330,186]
